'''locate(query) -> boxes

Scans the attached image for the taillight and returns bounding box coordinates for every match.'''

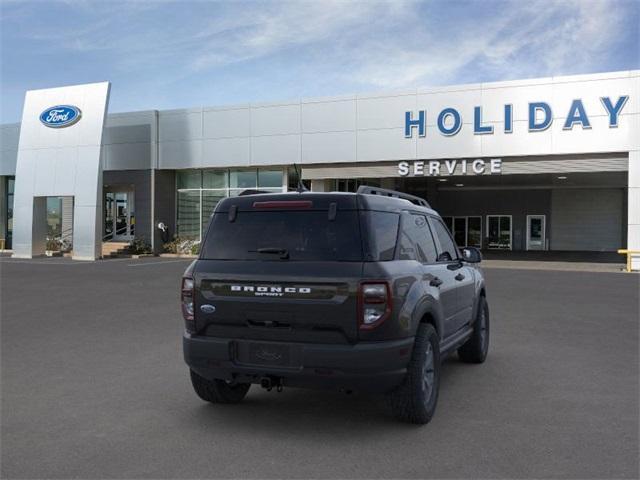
[358,282,392,330]
[181,276,195,332]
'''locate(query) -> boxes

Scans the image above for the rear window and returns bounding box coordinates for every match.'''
[201,210,363,261]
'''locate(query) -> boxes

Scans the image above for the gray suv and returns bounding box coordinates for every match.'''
[182,186,489,424]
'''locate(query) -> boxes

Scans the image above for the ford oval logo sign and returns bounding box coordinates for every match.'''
[39,105,82,128]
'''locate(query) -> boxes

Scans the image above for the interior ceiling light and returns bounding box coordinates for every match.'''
[455,183,464,187]
[438,178,448,182]
[557,176,568,180]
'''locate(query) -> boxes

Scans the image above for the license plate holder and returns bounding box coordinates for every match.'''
[236,342,292,367]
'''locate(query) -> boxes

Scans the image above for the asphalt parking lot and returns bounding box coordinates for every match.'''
[1,257,638,479]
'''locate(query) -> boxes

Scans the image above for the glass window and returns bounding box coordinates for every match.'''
[398,214,437,263]
[441,217,453,233]
[230,170,256,189]
[453,217,467,247]
[177,168,284,241]
[177,170,201,189]
[177,190,201,240]
[201,191,226,235]
[467,217,482,248]
[46,197,62,237]
[487,216,511,249]
[258,169,282,189]
[430,217,459,262]
[361,211,399,261]
[202,211,363,261]
[6,177,14,247]
[203,170,227,189]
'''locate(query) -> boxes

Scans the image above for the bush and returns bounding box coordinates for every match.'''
[45,237,59,251]
[129,238,152,254]
[163,236,200,255]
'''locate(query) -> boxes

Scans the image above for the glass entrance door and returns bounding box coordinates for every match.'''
[453,217,467,247]
[526,215,546,251]
[487,215,512,250]
[104,190,134,241]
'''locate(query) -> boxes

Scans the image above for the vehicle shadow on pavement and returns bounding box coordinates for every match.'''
[183,356,469,433]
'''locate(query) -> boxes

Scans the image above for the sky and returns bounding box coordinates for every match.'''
[1,0,639,123]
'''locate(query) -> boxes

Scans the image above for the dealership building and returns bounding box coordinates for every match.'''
[1,70,639,268]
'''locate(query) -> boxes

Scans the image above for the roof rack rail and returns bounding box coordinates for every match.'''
[356,185,431,208]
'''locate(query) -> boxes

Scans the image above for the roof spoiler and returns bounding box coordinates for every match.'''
[356,185,431,208]
[238,189,271,196]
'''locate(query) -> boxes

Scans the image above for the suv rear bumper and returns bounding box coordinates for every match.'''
[183,334,414,393]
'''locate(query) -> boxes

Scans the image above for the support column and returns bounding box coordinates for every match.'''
[310,179,332,192]
[32,197,47,256]
[628,150,640,270]
[0,177,6,249]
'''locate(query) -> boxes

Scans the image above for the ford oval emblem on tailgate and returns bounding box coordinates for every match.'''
[200,304,216,314]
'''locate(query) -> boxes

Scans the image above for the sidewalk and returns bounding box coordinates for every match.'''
[482,259,627,273]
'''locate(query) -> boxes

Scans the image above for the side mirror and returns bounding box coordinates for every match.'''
[461,247,482,263]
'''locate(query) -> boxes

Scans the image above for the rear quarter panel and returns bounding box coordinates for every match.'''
[360,260,444,341]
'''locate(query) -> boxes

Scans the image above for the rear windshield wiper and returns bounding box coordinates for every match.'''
[250,247,290,260]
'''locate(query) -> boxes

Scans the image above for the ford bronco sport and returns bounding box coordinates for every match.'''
[182,186,489,424]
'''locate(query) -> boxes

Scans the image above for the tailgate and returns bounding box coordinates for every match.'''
[193,260,363,344]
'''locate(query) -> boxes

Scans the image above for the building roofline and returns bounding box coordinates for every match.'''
[2,69,638,127]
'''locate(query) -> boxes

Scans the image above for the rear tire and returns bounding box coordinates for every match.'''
[190,370,251,404]
[458,296,490,363]
[387,323,440,425]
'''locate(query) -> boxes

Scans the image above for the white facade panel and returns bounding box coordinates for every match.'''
[202,137,251,166]
[104,142,151,170]
[357,128,416,162]
[1,124,20,151]
[480,83,554,123]
[251,104,300,136]
[53,149,78,195]
[417,125,482,159]
[551,75,639,117]
[302,131,356,164]
[203,108,250,139]
[357,94,416,130]
[301,99,356,133]
[73,145,102,206]
[250,134,300,165]
[550,114,635,154]
[159,110,202,141]
[12,82,110,260]
[417,87,482,126]
[0,150,17,176]
[159,140,202,169]
[479,120,553,157]
[104,113,154,144]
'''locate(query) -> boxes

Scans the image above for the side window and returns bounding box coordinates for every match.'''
[398,214,437,263]
[430,217,459,262]
[362,211,399,261]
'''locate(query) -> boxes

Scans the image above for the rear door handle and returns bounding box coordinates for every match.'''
[429,277,443,287]
[455,273,465,281]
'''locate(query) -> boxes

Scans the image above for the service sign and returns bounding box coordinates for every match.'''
[39,105,82,128]
[398,158,502,177]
